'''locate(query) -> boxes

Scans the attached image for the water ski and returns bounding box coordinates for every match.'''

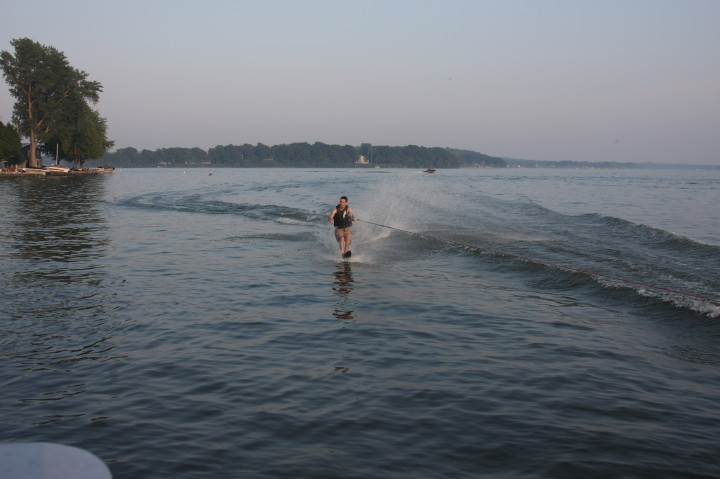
[343,251,352,259]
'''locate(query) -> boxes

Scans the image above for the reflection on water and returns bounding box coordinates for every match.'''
[332,309,354,321]
[5,176,110,264]
[332,262,354,322]
[332,262,354,295]
[0,176,122,420]
[1,176,113,319]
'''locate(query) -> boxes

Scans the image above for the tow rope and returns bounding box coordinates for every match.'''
[357,219,719,305]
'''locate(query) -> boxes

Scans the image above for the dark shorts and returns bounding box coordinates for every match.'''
[334,227,352,242]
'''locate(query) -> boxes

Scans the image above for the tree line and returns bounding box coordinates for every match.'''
[2,38,509,170]
[102,143,508,168]
[0,38,113,169]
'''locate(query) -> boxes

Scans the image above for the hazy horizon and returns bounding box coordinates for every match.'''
[2,0,719,165]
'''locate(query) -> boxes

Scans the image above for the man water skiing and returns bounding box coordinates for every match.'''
[329,196,357,258]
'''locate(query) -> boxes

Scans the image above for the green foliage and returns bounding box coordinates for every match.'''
[0,38,109,167]
[447,148,508,168]
[43,106,114,167]
[0,120,22,164]
[109,147,140,166]
[143,147,209,166]
[103,142,484,168]
[370,145,461,168]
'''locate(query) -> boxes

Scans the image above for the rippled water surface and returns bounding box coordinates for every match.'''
[1,168,719,478]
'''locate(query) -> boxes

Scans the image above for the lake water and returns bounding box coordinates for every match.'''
[1,167,719,478]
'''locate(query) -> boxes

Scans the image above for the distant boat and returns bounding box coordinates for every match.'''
[20,167,47,175]
[44,144,69,175]
[423,168,436,174]
[44,165,70,176]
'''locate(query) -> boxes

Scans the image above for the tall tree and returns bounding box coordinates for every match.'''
[0,38,104,167]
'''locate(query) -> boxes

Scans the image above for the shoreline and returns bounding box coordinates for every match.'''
[0,168,114,177]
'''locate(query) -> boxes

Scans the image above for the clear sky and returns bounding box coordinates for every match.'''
[1,0,718,164]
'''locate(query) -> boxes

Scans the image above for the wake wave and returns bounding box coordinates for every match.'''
[115,179,720,318]
[117,192,323,224]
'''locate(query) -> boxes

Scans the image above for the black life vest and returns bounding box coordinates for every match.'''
[333,205,352,228]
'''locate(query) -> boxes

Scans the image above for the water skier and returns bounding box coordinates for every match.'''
[329,196,357,258]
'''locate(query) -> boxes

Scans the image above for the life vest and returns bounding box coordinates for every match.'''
[333,205,352,228]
